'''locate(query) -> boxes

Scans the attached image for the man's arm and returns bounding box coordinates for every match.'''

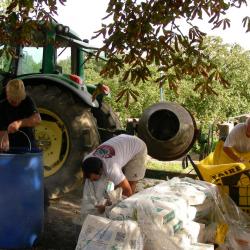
[19,112,41,127]
[223,146,244,162]
[0,131,6,137]
[117,178,133,197]
[8,113,41,133]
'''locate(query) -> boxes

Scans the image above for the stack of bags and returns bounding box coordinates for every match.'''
[76,176,250,249]
[108,177,214,250]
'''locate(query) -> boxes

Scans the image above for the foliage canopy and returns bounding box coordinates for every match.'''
[85,37,250,127]
[0,0,250,102]
[93,0,249,99]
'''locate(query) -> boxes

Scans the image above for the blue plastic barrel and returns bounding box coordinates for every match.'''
[0,151,44,249]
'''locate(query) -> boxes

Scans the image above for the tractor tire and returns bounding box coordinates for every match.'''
[92,102,122,142]
[26,84,100,198]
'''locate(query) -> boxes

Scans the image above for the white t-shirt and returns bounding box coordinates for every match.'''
[224,123,250,153]
[87,134,146,185]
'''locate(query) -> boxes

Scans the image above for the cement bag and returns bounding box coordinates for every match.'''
[81,175,111,219]
[104,187,123,218]
[108,192,177,221]
[150,195,195,223]
[177,181,215,223]
[136,199,186,250]
[171,178,216,222]
[75,214,144,250]
[152,178,207,205]
[110,185,194,223]
[135,178,165,193]
[109,195,139,221]
[136,200,211,250]
[188,243,214,250]
[108,190,152,221]
[192,196,215,223]
[144,230,213,250]
[180,221,205,243]
[167,222,205,247]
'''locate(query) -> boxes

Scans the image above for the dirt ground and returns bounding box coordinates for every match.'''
[37,186,83,250]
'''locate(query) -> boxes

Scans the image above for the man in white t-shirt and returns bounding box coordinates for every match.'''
[82,134,148,198]
[223,117,250,163]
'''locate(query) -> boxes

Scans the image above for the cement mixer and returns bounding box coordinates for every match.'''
[137,102,197,161]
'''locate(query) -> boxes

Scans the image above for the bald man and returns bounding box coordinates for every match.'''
[223,117,250,163]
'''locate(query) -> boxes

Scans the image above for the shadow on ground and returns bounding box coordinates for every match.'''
[36,186,83,250]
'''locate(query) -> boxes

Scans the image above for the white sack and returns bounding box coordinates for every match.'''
[75,214,143,250]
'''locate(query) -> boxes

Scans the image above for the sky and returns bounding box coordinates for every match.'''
[56,0,250,50]
[57,0,110,47]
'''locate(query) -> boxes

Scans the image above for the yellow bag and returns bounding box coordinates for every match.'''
[197,141,250,213]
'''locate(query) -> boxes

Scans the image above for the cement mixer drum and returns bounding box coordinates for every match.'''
[137,102,197,161]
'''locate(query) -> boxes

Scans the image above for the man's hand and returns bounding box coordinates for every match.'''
[95,204,106,214]
[223,147,247,163]
[0,132,9,152]
[7,113,41,134]
[7,121,22,133]
[117,178,133,197]
[239,157,250,164]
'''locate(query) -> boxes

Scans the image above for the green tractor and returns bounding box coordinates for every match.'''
[0,21,122,198]
[0,21,198,198]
